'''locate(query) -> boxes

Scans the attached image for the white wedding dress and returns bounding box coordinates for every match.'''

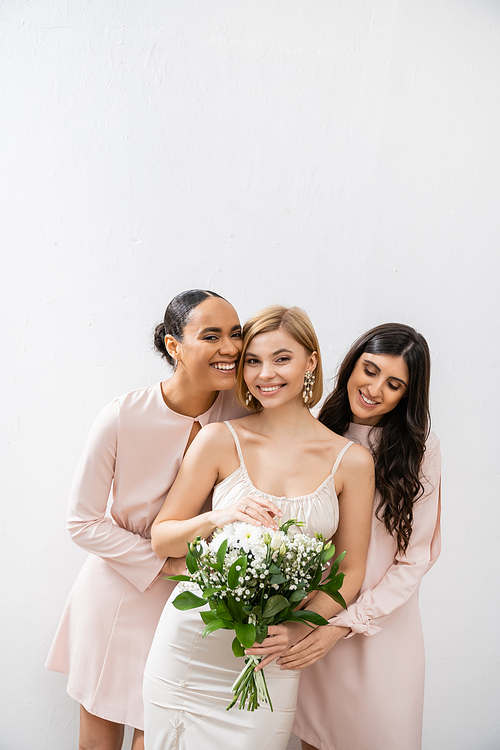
[143,422,353,749]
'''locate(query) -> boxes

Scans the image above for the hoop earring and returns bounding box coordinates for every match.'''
[245,389,253,407]
[303,371,315,403]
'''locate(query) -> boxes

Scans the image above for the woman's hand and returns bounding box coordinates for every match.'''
[161,557,187,577]
[209,494,283,530]
[276,624,350,670]
[245,622,312,670]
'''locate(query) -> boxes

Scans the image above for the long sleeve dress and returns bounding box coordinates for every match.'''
[45,383,244,730]
[292,422,441,750]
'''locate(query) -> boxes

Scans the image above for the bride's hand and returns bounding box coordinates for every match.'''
[209,494,283,530]
[161,557,187,576]
[245,622,311,670]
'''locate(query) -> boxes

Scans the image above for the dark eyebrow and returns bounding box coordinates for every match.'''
[363,358,408,387]
[199,325,241,334]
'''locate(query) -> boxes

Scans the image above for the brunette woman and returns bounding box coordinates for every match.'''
[284,323,441,750]
[46,290,245,750]
[143,306,374,750]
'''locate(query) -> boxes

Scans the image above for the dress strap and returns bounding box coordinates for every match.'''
[331,440,355,476]
[223,421,245,467]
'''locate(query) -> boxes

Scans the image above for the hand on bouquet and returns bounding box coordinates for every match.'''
[245,621,311,670]
[209,494,283,531]
[276,624,350,670]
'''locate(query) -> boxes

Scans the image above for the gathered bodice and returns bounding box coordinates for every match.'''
[212,421,354,540]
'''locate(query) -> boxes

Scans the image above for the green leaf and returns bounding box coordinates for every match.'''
[200,610,218,625]
[270,574,286,585]
[324,589,347,609]
[202,618,228,637]
[279,518,304,535]
[216,601,232,620]
[331,572,345,588]
[227,596,245,623]
[331,549,346,565]
[232,636,245,657]
[172,591,207,610]
[255,622,268,643]
[185,550,198,574]
[289,589,307,604]
[228,555,247,589]
[216,538,228,569]
[163,574,192,582]
[262,594,289,619]
[323,544,338,562]
[326,560,339,578]
[292,609,329,627]
[204,559,222,573]
[235,621,257,649]
[202,587,221,598]
[269,563,281,575]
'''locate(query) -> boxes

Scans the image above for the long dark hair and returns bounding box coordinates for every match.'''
[319,323,431,555]
[154,289,225,367]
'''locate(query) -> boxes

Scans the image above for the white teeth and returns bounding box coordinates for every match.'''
[211,363,235,370]
[361,392,377,405]
[260,385,282,392]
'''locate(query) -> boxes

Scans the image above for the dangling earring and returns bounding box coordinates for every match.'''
[303,371,315,404]
[245,389,253,406]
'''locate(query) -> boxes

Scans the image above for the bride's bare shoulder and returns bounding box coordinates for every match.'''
[314,421,372,468]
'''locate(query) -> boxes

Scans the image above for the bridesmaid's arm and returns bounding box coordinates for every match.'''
[249,444,375,669]
[279,434,441,669]
[330,433,441,635]
[151,423,281,559]
[68,400,166,593]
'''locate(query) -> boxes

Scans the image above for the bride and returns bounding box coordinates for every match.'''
[143,305,374,749]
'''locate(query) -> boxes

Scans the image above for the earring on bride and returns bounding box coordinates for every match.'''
[303,371,315,403]
[245,389,253,406]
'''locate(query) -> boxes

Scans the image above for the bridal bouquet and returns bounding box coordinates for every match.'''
[167,518,347,712]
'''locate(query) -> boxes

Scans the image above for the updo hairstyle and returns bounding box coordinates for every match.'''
[236,305,323,412]
[154,289,225,367]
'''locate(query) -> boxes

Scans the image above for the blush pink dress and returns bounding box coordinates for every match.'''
[293,423,441,750]
[45,383,244,730]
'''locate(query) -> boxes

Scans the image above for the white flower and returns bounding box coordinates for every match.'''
[209,530,229,553]
[270,532,284,551]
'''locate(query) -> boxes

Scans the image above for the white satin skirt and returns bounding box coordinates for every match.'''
[143,594,300,750]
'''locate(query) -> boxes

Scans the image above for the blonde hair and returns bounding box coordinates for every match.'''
[236,305,323,412]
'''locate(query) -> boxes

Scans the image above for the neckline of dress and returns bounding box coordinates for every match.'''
[229,452,336,503]
[157,382,222,422]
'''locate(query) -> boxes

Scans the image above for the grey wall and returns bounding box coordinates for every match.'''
[1,2,499,748]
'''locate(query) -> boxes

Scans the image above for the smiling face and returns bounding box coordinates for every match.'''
[243,328,317,409]
[167,296,242,391]
[347,352,409,425]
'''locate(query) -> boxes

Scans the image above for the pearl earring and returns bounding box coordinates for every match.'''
[303,371,315,403]
[245,390,253,407]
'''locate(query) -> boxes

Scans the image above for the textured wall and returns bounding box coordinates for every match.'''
[1,1,499,748]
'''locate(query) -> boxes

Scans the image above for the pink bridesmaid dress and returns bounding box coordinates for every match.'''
[45,384,243,730]
[293,422,441,750]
